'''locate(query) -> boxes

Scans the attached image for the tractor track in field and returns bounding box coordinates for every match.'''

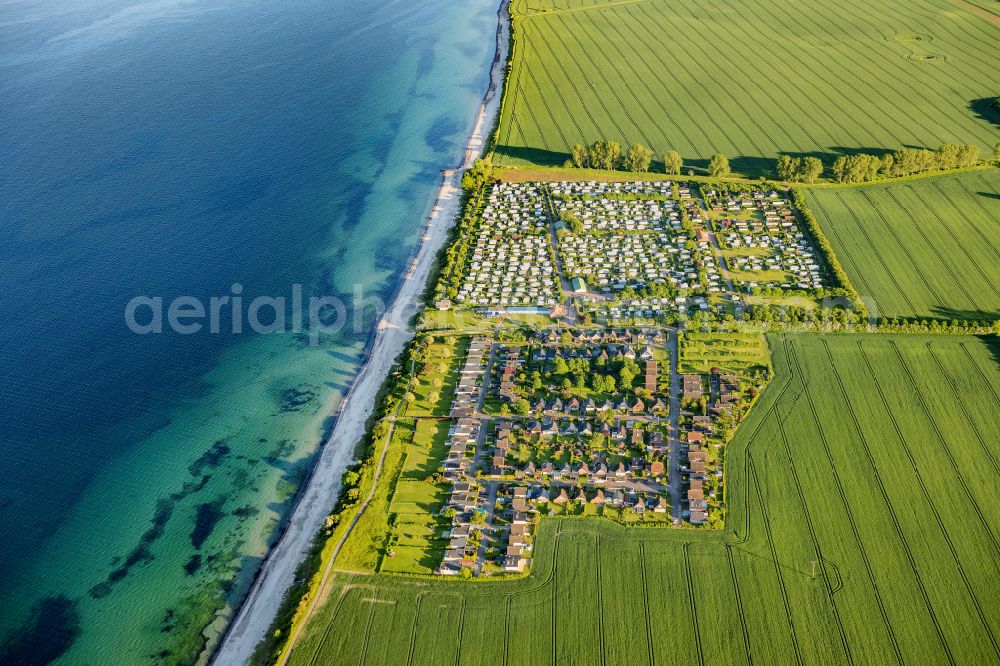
[593,10,706,150]
[925,343,1000,478]
[620,5,771,155]
[724,544,753,666]
[404,592,430,666]
[306,585,363,666]
[355,587,379,666]
[958,341,1000,412]
[595,536,607,666]
[772,340,854,664]
[748,456,803,666]
[858,189,948,307]
[518,42,573,150]
[682,542,706,666]
[563,12,661,147]
[820,339,955,666]
[638,542,656,666]
[786,340,904,664]
[524,21,594,143]
[809,193,888,312]
[676,6,821,151]
[723,0,883,148]
[887,341,1000,557]
[931,179,1000,266]
[633,4,752,151]
[833,189,913,309]
[883,187,987,310]
[860,341,1000,662]
[771,0,946,145]
[452,595,467,666]
[556,13,648,145]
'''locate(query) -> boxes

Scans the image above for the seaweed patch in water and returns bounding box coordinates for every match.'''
[0,595,80,665]
[183,554,202,576]
[187,440,230,476]
[279,385,317,413]
[191,497,226,549]
[90,475,212,598]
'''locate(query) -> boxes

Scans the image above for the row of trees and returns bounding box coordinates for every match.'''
[775,155,823,183]
[831,144,981,183]
[569,141,735,177]
[569,140,655,172]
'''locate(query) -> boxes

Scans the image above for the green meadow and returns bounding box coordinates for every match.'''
[286,334,1000,665]
[496,0,1000,174]
[808,170,1000,321]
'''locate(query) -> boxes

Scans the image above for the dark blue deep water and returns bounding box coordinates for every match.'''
[0,0,495,662]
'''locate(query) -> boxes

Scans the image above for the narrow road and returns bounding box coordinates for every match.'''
[666,328,682,522]
[542,186,577,323]
[274,357,415,666]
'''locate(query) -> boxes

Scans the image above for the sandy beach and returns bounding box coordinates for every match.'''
[210,2,510,664]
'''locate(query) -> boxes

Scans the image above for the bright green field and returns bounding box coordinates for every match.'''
[495,0,1000,174]
[808,170,1000,321]
[286,334,1000,665]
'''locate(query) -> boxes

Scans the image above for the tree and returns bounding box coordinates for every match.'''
[461,157,493,191]
[553,357,569,375]
[663,150,683,175]
[560,210,584,233]
[625,143,654,172]
[775,154,796,180]
[570,143,587,168]
[879,153,894,177]
[994,143,1000,161]
[936,143,961,170]
[511,398,530,415]
[956,144,979,168]
[708,154,730,177]
[604,141,622,170]
[798,156,823,183]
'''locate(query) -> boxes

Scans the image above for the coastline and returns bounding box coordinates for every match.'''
[209,1,511,663]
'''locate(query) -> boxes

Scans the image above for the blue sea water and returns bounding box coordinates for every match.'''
[0,0,496,662]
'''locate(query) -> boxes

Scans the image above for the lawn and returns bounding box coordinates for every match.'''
[680,332,770,373]
[404,336,470,417]
[286,334,1000,665]
[495,0,1000,175]
[807,170,1000,321]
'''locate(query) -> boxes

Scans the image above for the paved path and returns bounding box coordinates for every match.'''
[666,328,682,522]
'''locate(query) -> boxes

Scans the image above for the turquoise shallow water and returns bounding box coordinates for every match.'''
[0,0,495,662]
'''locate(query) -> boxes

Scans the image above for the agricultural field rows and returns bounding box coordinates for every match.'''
[496,0,1000,174]
[286,334,1000,665]
[807,170,1000,321]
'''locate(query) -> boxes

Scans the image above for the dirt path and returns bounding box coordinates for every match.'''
[210,1,511,663]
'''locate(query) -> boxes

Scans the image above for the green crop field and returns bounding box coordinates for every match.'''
[807,170,1000,321]
[495,0,1000,174]
[286,334,1000,665]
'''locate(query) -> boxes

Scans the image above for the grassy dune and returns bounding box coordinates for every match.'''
[807,170,1000,321]
[495,0,1000,175]
[286,334,1000,665]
